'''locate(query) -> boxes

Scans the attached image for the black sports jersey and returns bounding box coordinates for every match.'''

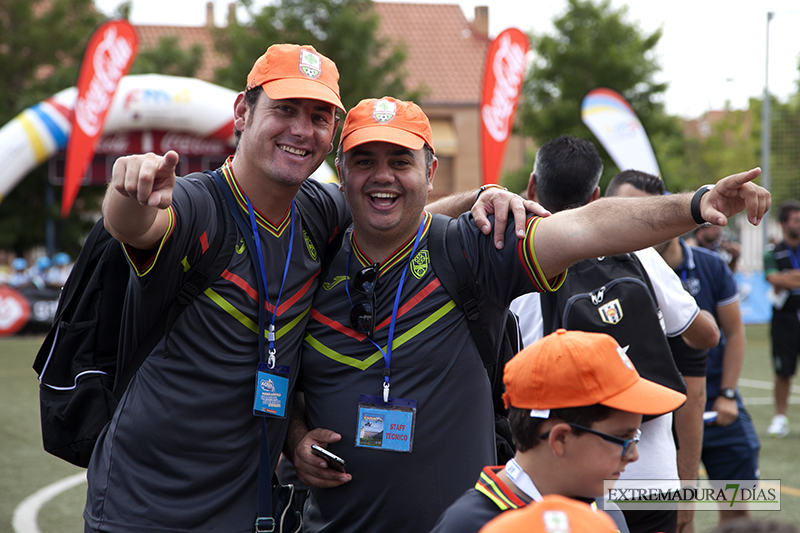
[301,212,564,533]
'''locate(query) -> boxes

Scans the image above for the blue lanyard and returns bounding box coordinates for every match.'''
[345,218,427,401]
[246,196,295,368]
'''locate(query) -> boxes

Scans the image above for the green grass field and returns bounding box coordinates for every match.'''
[2,326,799,532]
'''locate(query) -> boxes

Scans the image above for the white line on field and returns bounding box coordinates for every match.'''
[738,378,800,393]
[12,472,86,533]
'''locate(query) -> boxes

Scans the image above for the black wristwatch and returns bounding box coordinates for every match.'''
[719,387,736,400]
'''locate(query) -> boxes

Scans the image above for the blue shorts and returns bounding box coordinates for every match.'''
[701,400,760,481]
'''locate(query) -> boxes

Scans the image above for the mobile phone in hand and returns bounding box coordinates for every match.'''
[311,444,346,472]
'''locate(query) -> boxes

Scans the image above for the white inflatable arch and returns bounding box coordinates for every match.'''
[0,73,335,202]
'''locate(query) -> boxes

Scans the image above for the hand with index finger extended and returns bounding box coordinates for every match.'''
[700,168,770,226]
[143,150,179,208]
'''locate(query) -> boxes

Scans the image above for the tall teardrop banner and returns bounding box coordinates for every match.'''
[61,20,138,217]
[480,28,529,186]
[580,87,660,177]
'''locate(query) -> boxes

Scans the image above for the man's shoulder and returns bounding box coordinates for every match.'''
[430,486,509,533]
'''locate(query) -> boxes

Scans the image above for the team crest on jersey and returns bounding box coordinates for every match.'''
[410,250,429,279]
[373,99,397,123]
[617,345,635,371]
[303,230,318,260]
[598,298,623,324]
[299,49,322,79]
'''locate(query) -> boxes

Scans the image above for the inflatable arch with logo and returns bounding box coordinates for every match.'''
[0,73,336,202]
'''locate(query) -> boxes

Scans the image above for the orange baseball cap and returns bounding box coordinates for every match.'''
[479,495,617,533]
[503,329,686,416]
[339,97,435,153]
[246,44,345,113]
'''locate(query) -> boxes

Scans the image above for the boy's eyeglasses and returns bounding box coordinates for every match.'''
[349,263,380,338]
[539,424,641,458]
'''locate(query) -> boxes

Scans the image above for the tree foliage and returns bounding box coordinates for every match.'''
[769,91,800,208]
[130,35,204,78]
[0,0,106,255]
[514,0,685,192]
[213,0,413,160]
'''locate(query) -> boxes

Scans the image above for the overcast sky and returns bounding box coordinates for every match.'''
[94,0,800,119]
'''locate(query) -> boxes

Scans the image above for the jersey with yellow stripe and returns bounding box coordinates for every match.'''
[85,168,349,533]
[301,211,564,533]
[430,466,525,533]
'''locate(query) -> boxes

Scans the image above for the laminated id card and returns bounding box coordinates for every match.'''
[253,364,290,418]
[355,394,417,453]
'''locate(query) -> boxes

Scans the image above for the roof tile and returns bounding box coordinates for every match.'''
[373,2,488,105]
[134,25,225,81]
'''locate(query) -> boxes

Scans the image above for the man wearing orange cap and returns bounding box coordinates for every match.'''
[85,43,352,533]
[93,45,536,532]
[432,329,687,533]
[283,96,768,532]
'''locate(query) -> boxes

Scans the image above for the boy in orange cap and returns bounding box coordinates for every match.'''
[432,329,687,533]
[479,494,618,533]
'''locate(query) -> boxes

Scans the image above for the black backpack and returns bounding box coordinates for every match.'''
[428,215,522,463]
[540,253,687,398]
[33,172,236,468]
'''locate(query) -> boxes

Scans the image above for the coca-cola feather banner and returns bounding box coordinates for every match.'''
[480,28,529,186]
[62,20,138,217]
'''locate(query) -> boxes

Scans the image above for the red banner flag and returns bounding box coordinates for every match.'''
[480,28,529,186]
[62,20,138,217]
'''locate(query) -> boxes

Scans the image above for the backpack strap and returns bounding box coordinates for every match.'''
[428,215,497,369]
[113,172,235,398]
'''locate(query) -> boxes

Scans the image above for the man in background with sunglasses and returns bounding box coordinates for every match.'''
[284,96,769,533]
[433,328,687,533]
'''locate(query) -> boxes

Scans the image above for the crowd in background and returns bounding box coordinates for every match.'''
[0,251,73,289]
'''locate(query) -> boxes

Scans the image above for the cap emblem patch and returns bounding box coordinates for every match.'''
[617,345,635,371]
[543,510,571,533]
[299,49,321,79]
[372,99,397,123]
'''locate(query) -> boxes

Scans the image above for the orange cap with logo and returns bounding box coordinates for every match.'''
[479,494,617,533]
[246,44,345,113]
[339,97,435,154]
[503,329,686,416]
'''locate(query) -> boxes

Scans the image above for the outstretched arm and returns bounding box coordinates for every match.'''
[102,150,180,249]
[427,187,549,249]
[533,169,768,280]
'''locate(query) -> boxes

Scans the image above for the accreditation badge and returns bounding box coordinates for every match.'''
[253,363,290,418]
[355,394,417,453]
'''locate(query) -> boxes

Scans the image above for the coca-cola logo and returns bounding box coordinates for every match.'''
[481,34,527,143]
[96,133,133,153]
[160,132,227,154]
[75,25,135,136]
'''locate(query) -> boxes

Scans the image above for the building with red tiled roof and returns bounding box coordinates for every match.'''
[373,2,488,105]
[372,2,527,197]
[133,2,233,82]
